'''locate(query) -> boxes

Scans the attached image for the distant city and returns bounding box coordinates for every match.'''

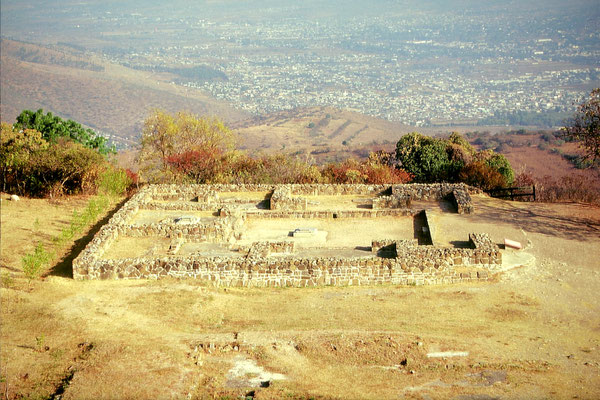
[2,0,600,127]
[104,11,600,126]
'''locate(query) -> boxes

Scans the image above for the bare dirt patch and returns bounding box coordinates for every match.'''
[100,236,172,259]
[130,209,218,225]
[301,194,375,210]
[2,195,599,399]
[239,216,415,248]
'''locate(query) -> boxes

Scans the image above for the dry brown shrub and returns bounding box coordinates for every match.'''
[536,174,600,204]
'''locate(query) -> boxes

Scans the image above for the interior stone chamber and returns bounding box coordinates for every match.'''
[73,183,502,286]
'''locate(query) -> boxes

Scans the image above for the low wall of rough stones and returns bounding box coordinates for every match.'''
[73,183,495,285]
[136,183,476,213]
[117,217,241,243]
[391,183,475,214]
[136,183,477,200]
[372,194,411,210]
[394,234,501,271]
[242,241,296,258]
[75,245,500,284]
[270,186,307,211]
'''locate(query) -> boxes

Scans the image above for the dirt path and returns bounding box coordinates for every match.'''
[1,195,599,399]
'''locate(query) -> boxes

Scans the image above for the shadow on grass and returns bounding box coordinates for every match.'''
[47,197,129,279]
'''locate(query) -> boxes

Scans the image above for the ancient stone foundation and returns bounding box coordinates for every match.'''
[73,183,501,286]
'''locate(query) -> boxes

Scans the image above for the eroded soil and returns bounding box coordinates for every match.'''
[1,194,599,399]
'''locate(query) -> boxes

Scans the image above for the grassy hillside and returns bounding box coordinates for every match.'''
[0,39,249,148]
[233,106,413,149]
[233,106,443,163]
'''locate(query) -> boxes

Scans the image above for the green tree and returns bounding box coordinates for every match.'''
[394,131,514,187]
[448,131,476,155]
[14,109,115,155]
[1,121,106,197]
[480,151,515,186]
[395,132,452,182]
[561,88,600,167]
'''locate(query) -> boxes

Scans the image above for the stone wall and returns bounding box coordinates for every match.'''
[392,183,451,201]
[75,242,499,285]
[469,233,499,252]
[270,186,307,211]
[73,183,494,285]
[452,187,474,214]
[141,202,216,211]
[372,194,411,210]
[141,184,275,201]
[371,239,398,254]
[117,217,240,243]
[390,183,475,214]
[135,183,476,214]
[289,184,389,196]
[243,241,296,258]
[395,239,502,272]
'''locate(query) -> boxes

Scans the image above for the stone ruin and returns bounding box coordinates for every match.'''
[73,183,503,286]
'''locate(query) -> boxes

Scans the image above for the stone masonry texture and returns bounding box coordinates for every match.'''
[73,184,500,286]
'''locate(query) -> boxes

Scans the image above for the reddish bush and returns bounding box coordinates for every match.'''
[321,155,412,184]
[321,159,364,183]
[165,149,225,183]
[513,171,536,187]
[362,163,412,184]
[164,148,412,185]
[459,161,507,190]
[125,169,139,195]
[536,174,600,204]
[125,169,139,185]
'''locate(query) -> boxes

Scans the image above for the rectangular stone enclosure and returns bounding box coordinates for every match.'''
[73,183,502,286]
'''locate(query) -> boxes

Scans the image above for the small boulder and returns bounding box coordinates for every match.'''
[10,194,20,201]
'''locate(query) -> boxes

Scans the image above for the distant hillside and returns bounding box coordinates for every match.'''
[0,39,249,148]
[468,131,600,185]
[129,65,228,84]
[231,106,516,162]
[232,106,416,161]
[1,39,103,71]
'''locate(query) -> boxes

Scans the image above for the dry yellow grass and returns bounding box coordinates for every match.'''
[233,106,413,152]
[1,194,600,399]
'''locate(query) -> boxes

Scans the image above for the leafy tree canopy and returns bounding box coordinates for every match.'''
[14,109,115,155]
[1,122,111,196]
[395,132,454,182]
[138,109,235,183]
[395,131,514,189]
[480,151,514,186]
